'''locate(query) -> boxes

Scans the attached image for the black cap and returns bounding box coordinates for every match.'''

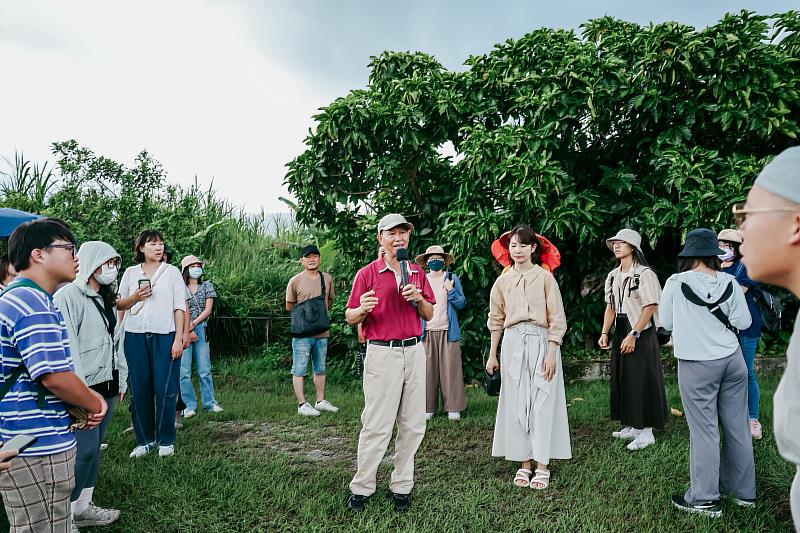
[678,228,726,258]
[300,244,320,258]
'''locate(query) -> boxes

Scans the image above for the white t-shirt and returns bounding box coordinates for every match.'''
[119,263,186,334]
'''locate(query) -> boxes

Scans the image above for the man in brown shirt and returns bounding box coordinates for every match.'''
[285,245,337,416]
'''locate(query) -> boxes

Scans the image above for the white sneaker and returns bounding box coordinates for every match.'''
[208,403,224,413]
[612,426,639,440]
[70,520,80,533]
[627,428,655,451]
[298,402,320,417]
[129,443,154,458]
[74,503,120,527]
[158,445,175,457]
[99,443,108,451]
[182,409,196,419]
[448,412,461,421]
[425,412,434,421]
[750,419,763,440]
[314,400,339,413]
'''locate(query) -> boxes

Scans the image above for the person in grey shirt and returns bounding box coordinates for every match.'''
[660,228,754,519]
[735,146,800,530]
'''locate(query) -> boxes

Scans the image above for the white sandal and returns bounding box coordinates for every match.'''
[513,468,532,487]
[530,468,550,490]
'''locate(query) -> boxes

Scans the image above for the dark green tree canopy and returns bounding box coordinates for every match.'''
[287,11,800,373]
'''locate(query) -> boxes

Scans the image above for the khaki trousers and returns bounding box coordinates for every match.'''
[349,341,426,496]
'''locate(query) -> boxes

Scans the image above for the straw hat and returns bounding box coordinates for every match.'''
[415,245,454,267]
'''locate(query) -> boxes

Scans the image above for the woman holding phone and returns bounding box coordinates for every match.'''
[117,230,186,458]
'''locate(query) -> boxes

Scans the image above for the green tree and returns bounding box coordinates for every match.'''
[287,11,800,377]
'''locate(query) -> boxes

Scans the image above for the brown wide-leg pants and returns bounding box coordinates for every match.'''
[424,330,466,413]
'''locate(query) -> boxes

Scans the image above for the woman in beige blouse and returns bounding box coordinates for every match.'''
[486,225,572,490]
[599,229,668,451]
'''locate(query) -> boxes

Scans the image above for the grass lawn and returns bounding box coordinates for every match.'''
[3,356,794,532]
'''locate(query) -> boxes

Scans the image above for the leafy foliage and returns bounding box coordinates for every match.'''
[1,142,315,351]
[287,11,800,377]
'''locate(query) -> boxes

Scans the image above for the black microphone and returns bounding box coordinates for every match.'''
[396,248,417,309]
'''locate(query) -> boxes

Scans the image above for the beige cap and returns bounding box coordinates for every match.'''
[180,255,204,270]
[606,229,642,253]
[377,213,414,233]
[415,245,455,267]
[717,228,743,244]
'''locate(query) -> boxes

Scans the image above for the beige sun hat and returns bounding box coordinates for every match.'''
[377,213,414,233]
[717,228,743,244]
[606,229,642,252]
[415,245,455,267]
[180,255,204,271]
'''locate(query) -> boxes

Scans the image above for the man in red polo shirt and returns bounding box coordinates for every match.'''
[345,214,435,513]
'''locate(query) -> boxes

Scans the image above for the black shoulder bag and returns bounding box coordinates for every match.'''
[679,281,738,334]
[290,274,332,338]
[88,296,120,398]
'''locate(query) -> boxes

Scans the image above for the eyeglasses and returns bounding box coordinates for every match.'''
[106,258,121,269]
[45,244,77,257]
[732,203,798,227]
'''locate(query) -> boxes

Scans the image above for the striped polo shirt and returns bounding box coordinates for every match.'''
[0,281,76,456]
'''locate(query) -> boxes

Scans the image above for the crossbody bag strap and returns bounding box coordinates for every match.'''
[88,296,115,370]
[130,263,168,316]
[680,282,736,332]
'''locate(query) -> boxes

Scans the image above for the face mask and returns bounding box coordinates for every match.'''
[718,249,735,261]
[188,267,203,279]
[428,260,445,272]
[94,265,118,286]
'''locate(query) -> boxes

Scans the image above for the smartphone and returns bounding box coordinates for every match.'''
[138,279,151,290]
[0,434,37,454]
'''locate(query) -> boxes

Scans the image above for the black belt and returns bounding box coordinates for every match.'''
[368,338,419,348]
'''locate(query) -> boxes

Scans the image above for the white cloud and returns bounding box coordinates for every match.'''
[0,0,331,214]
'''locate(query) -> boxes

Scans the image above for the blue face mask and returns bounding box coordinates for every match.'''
[428,260,445,272]
[188,267,203,279]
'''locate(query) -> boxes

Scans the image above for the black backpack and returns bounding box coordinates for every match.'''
[732,261,782,333]
[755,290,783,333]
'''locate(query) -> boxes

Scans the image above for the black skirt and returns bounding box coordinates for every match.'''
[610,314,668,429]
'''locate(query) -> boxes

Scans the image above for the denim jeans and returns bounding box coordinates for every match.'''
[740,335,761,420]
[71,397,117,502]
[180,322,217,411]
[291,337,328,376]
[124,332,180,447]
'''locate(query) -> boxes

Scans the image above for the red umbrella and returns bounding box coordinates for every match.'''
[491,230,561,272]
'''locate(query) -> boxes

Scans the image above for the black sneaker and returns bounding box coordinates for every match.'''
[389,491,411,512]
[671,494,722,518]
[730,496,756,508]
[346,493,369,512]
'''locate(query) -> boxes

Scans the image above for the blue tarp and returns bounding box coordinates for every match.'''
[0,208,42,238]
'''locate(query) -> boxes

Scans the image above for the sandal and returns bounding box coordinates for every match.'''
[530,468,550,490]
[513,468,532,487]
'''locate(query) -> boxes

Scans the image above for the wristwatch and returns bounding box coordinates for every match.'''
[628,330,641,339]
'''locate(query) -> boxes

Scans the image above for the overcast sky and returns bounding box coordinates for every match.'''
[2,1,796,214]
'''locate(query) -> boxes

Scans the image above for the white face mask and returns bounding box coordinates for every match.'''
[188,267,203,279]
[94,264,118,286]
[718,249,735,262]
